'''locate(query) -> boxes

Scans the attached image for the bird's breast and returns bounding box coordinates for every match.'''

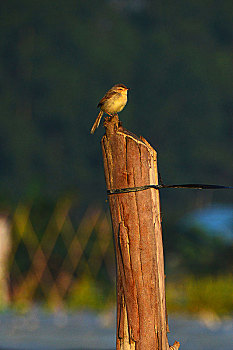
[102,94,127,114]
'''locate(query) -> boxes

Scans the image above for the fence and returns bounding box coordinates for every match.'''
[0,199,115,309]
[1,198,232,316]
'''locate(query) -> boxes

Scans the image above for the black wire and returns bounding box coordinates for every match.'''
[107,183,233,195]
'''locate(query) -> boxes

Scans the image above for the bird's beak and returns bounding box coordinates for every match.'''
[127,87,130,90]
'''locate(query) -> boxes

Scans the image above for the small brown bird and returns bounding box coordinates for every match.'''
[90,83,129,134]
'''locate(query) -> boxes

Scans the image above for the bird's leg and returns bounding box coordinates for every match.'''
[105,112,119,123]
[104,112,113,123]
[106,112,114,117]
[104,112,119,125]
[110,112,118,120]
[104,112,112,123]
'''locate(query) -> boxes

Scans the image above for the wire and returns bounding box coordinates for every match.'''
[107,183,233,195]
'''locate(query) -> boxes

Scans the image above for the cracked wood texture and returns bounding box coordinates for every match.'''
[101,117,169,350]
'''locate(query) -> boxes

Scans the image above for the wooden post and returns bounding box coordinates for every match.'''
[0,213,11,306]
[101,116,179,350]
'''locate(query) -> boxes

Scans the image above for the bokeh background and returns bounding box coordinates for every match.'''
[0,0,232,348]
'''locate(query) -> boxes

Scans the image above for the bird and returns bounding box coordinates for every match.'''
[90,83,129,134]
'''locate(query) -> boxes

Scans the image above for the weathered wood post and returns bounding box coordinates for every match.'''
[101,116,179,350]
[0,212,11,306]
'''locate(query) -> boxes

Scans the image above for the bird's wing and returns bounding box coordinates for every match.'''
[97,91,119,108]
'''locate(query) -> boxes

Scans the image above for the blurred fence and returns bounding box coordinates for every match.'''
[1,199,232,316]
[0,199,115,309]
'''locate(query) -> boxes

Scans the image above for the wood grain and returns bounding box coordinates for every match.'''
[101,116,170,350]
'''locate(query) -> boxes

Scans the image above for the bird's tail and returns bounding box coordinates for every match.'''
[90,110,103,134]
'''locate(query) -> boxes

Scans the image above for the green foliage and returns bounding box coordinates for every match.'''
[169,226,233,275]
[67,276,115,311]
[166,274,233,316]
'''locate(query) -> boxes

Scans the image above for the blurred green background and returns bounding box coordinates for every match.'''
[0,0,232,316]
